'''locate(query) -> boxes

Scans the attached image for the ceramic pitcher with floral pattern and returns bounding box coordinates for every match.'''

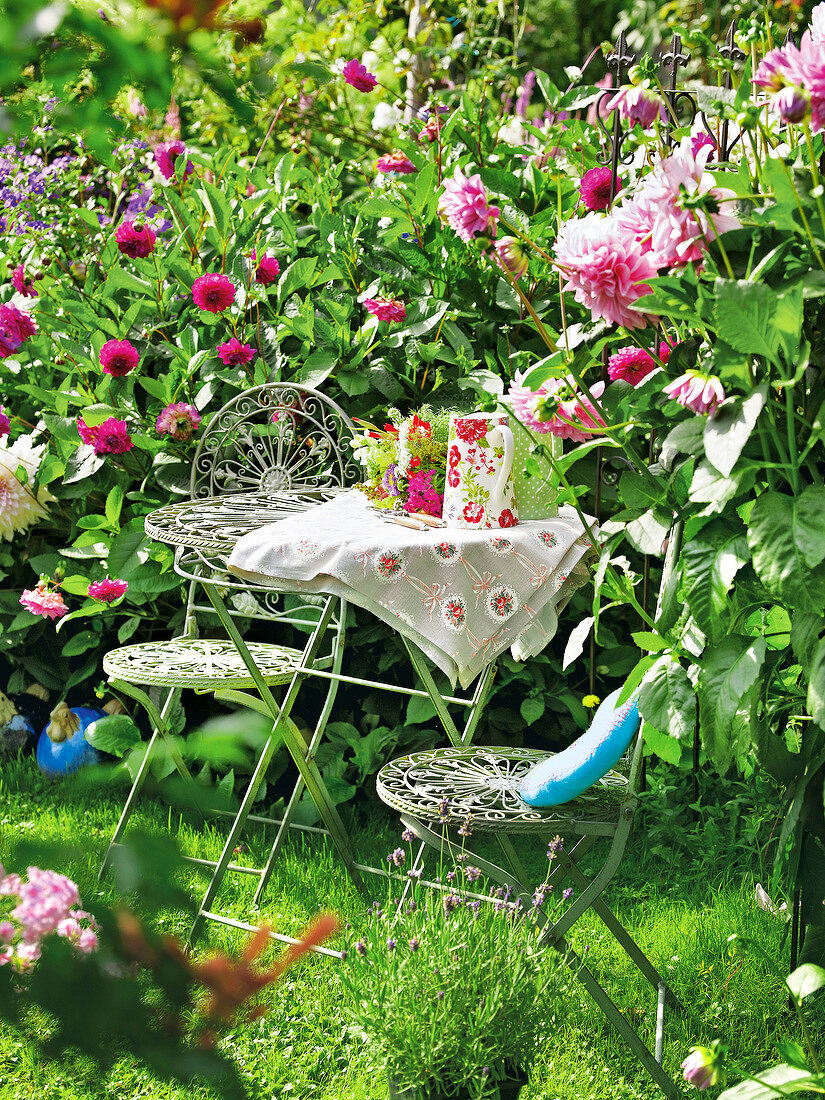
[442,412,518,529]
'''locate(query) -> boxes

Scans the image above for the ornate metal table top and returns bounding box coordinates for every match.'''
[144,488,345,554]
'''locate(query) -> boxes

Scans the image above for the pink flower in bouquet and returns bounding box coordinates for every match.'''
[579,166,622,211]
[254,253,280,286]
[606,84,666,128]
[156,402,202,442]
[99,338,139,378]
[0,407,9,437]
[663,370,725,416]
[494,237,529,279]
[19,583,68,621]
[438,167,500,242]
[364,296,407,323]
[405,468,443,517]
[192,273,236,313]
[115,219,156,258]
[12,265,38,297]
[217,337,257,366]
[154,140,193,181]
[79,416,134,455]
[607,342,671,385]
[88,578,128,602]
[553,212,656,329]
[377,151,417,174]
[644,139,741,267]
[533,376,606,442]
[343,59,377,92]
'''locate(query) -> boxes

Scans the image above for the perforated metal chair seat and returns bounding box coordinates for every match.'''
[376,746,629,835]
[104,638,310,690]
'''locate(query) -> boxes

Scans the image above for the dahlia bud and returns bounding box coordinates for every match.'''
[493,236,529,279]
[771,85,810,124]
[681,1043,723,1091]
[69,261,87,284]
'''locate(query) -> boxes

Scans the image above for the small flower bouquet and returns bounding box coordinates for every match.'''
[354,407,452,518]
[341,823,571,1099]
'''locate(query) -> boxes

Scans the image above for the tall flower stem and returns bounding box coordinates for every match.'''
[804,122,825,242]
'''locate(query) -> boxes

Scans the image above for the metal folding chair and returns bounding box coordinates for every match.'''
[99,384,363,946]
[375,524,684,1098]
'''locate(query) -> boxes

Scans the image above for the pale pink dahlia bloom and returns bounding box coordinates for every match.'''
[508,371,605,442]
[811,2,825,44]
[343,59,377,92]
[377,151,416,174]
[606,84,666,128]
[438,167,500,243]
[664,370,725,416]
[0,437,50,540]
[19,584,68,621]
[156,402,202,442]
[88,578,128,602]
[12,867,80,942]
[364,296,407,323]
[553,212,657,329]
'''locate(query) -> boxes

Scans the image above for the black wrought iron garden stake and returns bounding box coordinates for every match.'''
[659,33,693,147]
[717,21,746,160]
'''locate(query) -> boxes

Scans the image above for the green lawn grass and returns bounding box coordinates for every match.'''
[0,756,806,1100]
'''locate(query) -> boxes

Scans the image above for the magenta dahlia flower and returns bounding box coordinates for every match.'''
[579,166,622,211]
[254,254,280,286]
[155,402,202,442]
[364,296,407,323]
[19,583,67,621]
[553,212,656,329]
[0,303,36,358]
[438,167,500,243]
[88,578,128,603]
[154,140,193,181]
[753,43,807,94]
[12,265,38,297]
[377,151,417,174]
[663,370,725,416]
[606,84,666,128]
[192,273,236,313]
[0,407,9,437]
[114,219,156,258]
[343,59,377,92]
[99,339,139,378]
[691,133,717,159]
[607,342,671,385]
[216,337,257,366]
[494,237,529,279]
[78,417,134,455]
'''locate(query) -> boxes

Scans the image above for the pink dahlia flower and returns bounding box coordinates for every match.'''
[606,84,666,128]
[753,43,807,94]
[12,265,38,297]
[79,417,134,456]
[664,370,725,416]
[607,341,671,385]
[217,337,257,365]
[88,578,128,602]
[0,303,36,358]
[19,584,68,621]
[614,192,661,256]
[553,212,657,330]
[508,371,605,441]
[579,166,622,211]
[0,408,9,437]
[494,237,529,279]
[691,133,717,159]
[343,59,377,93]
[114,219,156,258]
[154,140,193,181]
[99,339,139,378]
[192,273,236,313]
[811,1,825,44]
[254,254,280,286]
[364,296,407,323]
[438,167,500,243]
[377,151,417,174]
[156,402,202,442]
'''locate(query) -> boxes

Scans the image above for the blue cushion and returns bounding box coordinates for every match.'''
[518,688,641,807]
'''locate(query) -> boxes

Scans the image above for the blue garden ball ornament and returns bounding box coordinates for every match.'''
[0,690,37,760]
[36,701,106,777]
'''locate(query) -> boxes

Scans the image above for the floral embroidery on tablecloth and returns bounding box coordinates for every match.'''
[373,548,406,580]
[296,539,323,559]
[537,530,559,549]
[487,535,513,555]
[486,584,519,621]
[429,540,459,565]
[441,593,467,632]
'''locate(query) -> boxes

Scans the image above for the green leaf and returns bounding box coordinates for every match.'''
[625,508,671,555]
[105,485,124,527]
[682,521,750,638]
[107,528,146,578]
[61,630,99,657]
[84,714,142,758]
[698,636,767,772]
[405,694,437,724]
[637,271,702,325]
[631,631,668,653]
[787,963,825,1002]
[808,637,825,730]
[748,490,825,609]
[279,257,318,300]
[642,722,682,765]
[703,385,767,478]
[715,278,781,363]
[562,615,594,670]
[82,404,119,428]
[639,658,695,742]
[198,180,231,239]
[105,266,153,297]
[520,696,545,724]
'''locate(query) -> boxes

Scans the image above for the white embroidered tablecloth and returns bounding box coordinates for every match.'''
[228,490,597,689]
